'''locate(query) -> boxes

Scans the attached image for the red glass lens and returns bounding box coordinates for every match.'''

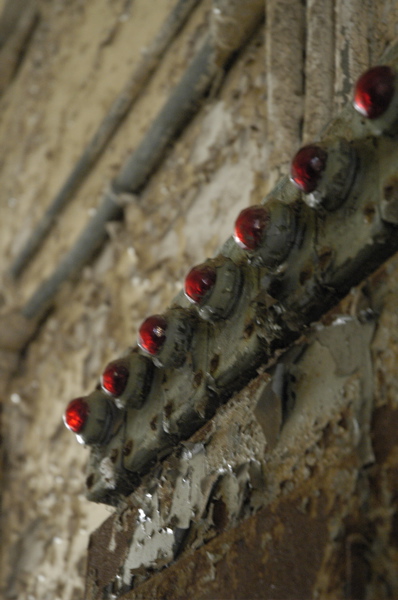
[184,264,217,303]
[64,397,89,434]
[353,65,395,119]
[102,359,129,397]
[290,145,328,193]
[138,315,167,355]
[233,206,270,251]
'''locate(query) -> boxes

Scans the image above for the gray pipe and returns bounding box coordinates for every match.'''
[11,0,202,278]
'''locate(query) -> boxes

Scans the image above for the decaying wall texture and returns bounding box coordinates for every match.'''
[1,1,398,599]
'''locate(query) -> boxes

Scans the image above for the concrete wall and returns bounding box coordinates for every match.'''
[1,1,398,599]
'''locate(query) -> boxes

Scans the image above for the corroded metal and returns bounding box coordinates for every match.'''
[81,40,398,598]
[77,44,398,508]
[85,308,385,597]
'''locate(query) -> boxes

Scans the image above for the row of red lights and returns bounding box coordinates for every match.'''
[64,65,396,436]
[138,67,396,353]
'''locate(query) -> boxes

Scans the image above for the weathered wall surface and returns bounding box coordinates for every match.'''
[1,1,398,599]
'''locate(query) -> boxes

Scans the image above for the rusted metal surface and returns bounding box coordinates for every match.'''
[86,255,398,597]
[92,493,330,600]
[84,262,397,597]
[119,419,398,600]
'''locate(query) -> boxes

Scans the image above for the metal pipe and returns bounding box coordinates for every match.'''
[113,40,218,192]
[21,40,220,320]
[22,191,122,319]
[19,1,265,321]
[11,0,202,278]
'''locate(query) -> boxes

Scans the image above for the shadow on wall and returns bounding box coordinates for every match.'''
[0,0,39,96]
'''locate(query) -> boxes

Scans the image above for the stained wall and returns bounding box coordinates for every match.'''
[0,1,398,599]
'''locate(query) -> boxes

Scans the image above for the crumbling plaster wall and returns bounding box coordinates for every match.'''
[1,1,398,599]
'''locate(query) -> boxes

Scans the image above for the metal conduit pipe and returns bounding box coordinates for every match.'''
[20,0,265,322]
[10,0,202,279]
[20,40,217,320]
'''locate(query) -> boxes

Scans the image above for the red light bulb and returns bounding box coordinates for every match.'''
[185,264,217,303]
[138,314,167,355]
[64,397,89,434]
[290,145,328,194]
[353,65,395,119]
[102,359,129,397]
[233,206,270,251]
